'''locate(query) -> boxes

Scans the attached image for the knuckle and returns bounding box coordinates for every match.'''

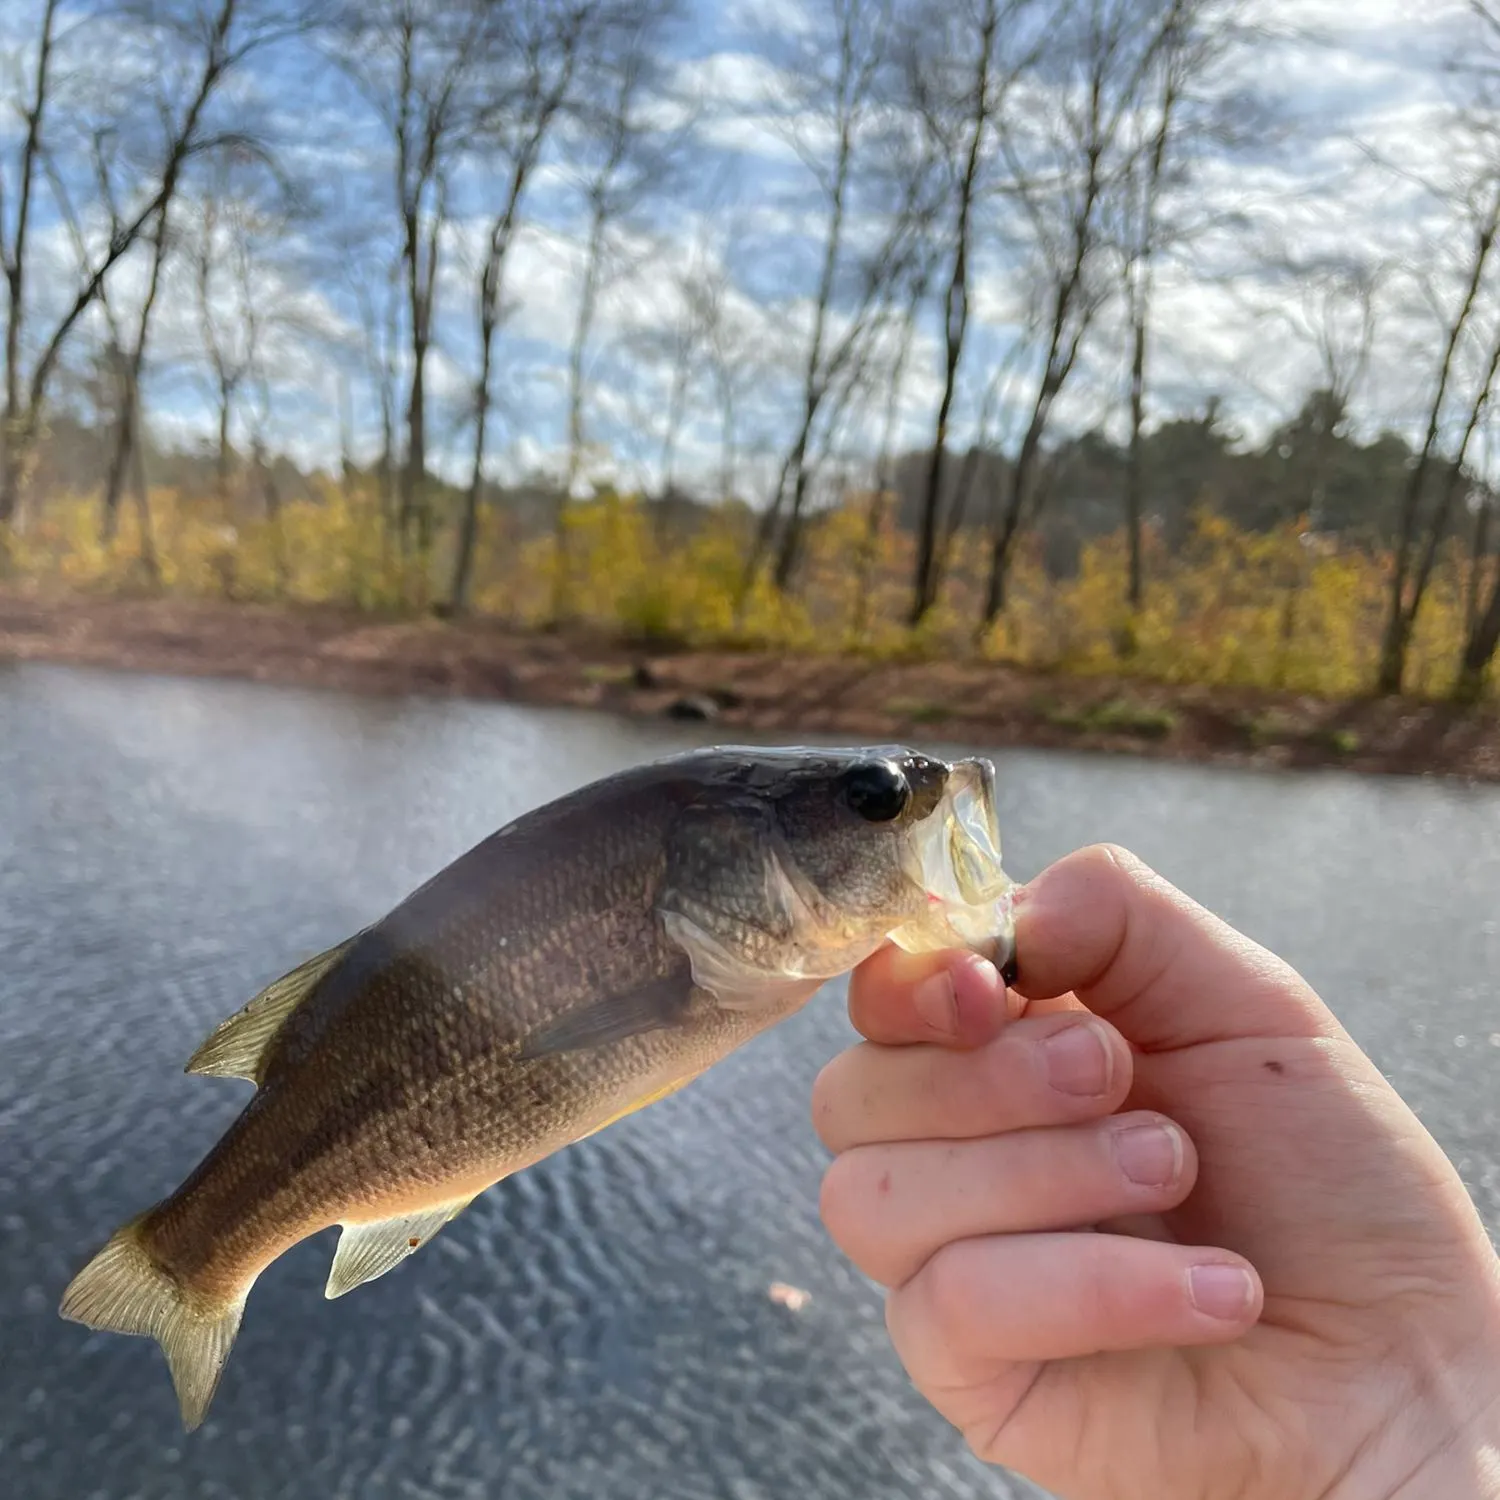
[1070,1234,1121,1328]
[808,1057,845,1145]
[817,1147,878,1248]
[922,1239,986,1337]
[979,1032,1030,1096]
[1096,841,1151,879]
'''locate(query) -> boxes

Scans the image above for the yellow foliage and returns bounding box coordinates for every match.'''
[4,484,1495,700]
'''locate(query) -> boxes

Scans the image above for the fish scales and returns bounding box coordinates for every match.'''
[148,773,711,1294]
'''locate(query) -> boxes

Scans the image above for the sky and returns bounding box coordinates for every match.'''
[0,0,1491,505]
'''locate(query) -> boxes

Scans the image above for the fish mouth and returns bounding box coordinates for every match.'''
[894,756,1016,964]
[941,757,1010,904]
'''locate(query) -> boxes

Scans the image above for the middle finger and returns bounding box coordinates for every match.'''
[820,1111,1197,1288]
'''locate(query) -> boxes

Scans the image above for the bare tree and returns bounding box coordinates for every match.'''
[0,0,61,530]
[897,0,1046,625]
[624,209,738,502]
[2,0,307,527]
[979,0,1174,628]
[449,0,599,616]
[186,147,294,509]
[851,284,923,638]
[1456,482,1500,699]
[338,0,493,567]
[97,206,172,544]
[44,135,159,574]
[328,200,404,524]
[1270,258,1383,525]
[96,1,310,545]
[1116,0,1252,612]
[736,0,917,594]
[1375,169,1500,694]
[545,1,684,621]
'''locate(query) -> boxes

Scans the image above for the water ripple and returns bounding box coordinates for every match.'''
[3,663,1496,1500]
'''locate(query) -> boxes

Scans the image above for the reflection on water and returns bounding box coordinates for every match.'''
[2,662,1497,1500]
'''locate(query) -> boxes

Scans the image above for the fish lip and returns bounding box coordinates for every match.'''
[891,754,1015,967]
[903,754,1010,907]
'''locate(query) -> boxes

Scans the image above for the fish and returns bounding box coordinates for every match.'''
[59,743,1015,1431]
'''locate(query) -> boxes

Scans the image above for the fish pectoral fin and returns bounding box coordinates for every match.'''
[186,934,360,1084]
[325,1195,476,1300]
[660,908,824,1010]
[516,971,694,1059]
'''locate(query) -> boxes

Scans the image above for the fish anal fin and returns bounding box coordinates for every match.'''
[186,934,359,1084]
[324,1195,475,1300]
[516,971,694,1060]
[59,1213,249,1432]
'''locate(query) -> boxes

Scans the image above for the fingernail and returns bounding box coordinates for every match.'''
[1112,1121,1182,1187]
[911,970,957,1036]
[1041,1019,1112,1096]
[1189,1264,1255,1320]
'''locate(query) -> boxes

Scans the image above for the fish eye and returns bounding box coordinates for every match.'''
[840,761,910,822]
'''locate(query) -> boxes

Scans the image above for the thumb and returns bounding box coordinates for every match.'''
[1011,845,1343,1054]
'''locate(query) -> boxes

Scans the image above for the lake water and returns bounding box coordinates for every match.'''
[3,661,1498,1500]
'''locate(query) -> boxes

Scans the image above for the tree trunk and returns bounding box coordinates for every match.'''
[1454,564,1500,703]
[216,379,233,508]
[1466,499,1491,633]
[1124,303,1147,613]
[1385,324,1500,692]
[450,302,495,617]
[400,193,441,568]
[772,421,817,591]
[552,198,609,624]
[6,0,232,524]
[100,375,135,544]
[127,397,159,583]
[909,1,995,629]
[0,0,59,528]
[1377,189,1500,694]
[100,213,170,542]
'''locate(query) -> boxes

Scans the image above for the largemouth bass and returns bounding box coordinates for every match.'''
[60,744,1015,1430]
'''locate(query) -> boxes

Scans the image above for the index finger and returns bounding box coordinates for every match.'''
[846,944,1019,1048]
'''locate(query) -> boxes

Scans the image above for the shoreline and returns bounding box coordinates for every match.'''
[2,589,1497,784]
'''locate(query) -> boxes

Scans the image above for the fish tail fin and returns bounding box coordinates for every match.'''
[59,1213,247,1431]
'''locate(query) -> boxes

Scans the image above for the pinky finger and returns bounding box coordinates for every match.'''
[887,1229,1262,1381]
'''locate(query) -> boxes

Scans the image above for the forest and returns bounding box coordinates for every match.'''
[3,0,1500,703]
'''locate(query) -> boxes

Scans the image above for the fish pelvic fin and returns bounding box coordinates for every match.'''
[59,1214,248,1432]
[324,1194,476,1301]
[186,934,359,1084]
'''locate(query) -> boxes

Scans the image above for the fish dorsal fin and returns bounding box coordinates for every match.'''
[324,1195,476,1300]
[185,935,359,1085]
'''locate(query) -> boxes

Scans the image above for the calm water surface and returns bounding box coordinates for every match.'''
[2,662,1498,1500]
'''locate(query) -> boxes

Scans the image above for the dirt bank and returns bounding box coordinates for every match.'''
[1,588,1497,784]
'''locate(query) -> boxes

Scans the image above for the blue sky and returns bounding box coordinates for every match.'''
[0,0,1487,502]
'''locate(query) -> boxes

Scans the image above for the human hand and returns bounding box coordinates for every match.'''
[814,845,1500,1500]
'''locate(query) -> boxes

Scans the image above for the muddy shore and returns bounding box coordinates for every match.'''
[1,589,1497,784]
